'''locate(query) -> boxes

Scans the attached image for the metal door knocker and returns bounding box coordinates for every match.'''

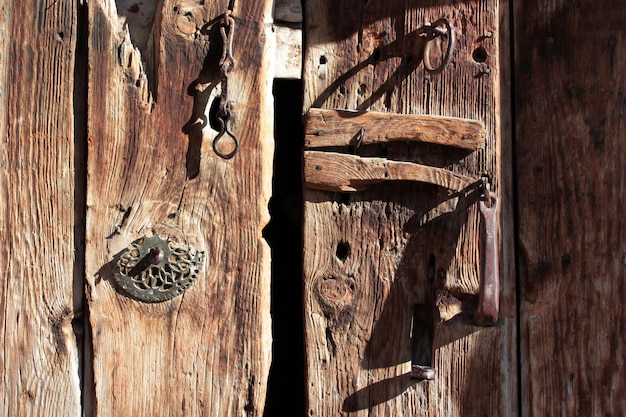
[423,18,455,75]
[114,235,205,302]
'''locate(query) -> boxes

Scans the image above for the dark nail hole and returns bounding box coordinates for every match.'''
[57,32,65,40]
[561,254,571,269]
[472,46,488,63]
[319,55,328,65]
[336,241,350,261]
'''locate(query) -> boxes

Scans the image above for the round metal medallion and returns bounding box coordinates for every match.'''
[114,235,205,302]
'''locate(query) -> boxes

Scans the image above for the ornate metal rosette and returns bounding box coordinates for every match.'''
[114,235,205,302]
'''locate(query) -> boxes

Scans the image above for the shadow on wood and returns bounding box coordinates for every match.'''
[182,23,223,179]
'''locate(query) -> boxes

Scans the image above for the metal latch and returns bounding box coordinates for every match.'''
[302,108,500,381]
[409,177,500,381]
[474,177,499,326]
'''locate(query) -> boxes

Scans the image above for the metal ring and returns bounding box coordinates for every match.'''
[212,116,240,159]
[423,18,455,75]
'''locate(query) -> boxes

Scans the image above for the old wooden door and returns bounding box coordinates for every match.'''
[300,0,516,415]
[1,0,624,416]
[514,1,626,416]
[1,0,274,415]
[300,0,625,416]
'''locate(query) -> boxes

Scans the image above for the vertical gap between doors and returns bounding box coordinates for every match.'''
[505,0,523,415]
[73,1,94,415]
[262,79,306,416]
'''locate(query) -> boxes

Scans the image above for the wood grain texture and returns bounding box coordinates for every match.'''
[85,0,274,415]
[305,108,486,150]
[304,151,475,192]
[514,2,626,416]
[274,25,302,79]
[302,1,517,415]
[0,0,82,415]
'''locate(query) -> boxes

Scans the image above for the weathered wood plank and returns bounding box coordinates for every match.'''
[302,1,517,415]
[274,25,302,79]
[305,108,486,150]
[0,0,82,415]
[515,2,626,416]
[85,0,274,415]
[304,151,475,192]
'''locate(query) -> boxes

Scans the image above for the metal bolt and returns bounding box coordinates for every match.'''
[148,247,164,265]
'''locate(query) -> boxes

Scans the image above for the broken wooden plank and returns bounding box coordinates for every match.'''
[85,0,274,415]
[0,0,81,415]
[305,108,486,150]
[304,151,474,192]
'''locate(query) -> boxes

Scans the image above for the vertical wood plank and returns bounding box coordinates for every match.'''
[85,0,274,415]
[302,1,516,415]
[0,0,82,415]
[515,2,626,416]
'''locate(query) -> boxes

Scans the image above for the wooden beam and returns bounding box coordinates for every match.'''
[304,151,475,192]
[85,0,274,415]
[0,0,81,415]
[305,108,485,150]
[515,1,626,415]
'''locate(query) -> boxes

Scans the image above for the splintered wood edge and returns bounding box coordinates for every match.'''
[304,108,486,151]
[303,151,475,192]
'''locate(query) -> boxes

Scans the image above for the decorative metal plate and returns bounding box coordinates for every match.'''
[114,235,205,302]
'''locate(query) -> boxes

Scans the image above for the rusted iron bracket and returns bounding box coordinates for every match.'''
[475,177,500,326]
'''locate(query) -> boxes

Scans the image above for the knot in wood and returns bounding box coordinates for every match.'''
[315,274,356,322]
